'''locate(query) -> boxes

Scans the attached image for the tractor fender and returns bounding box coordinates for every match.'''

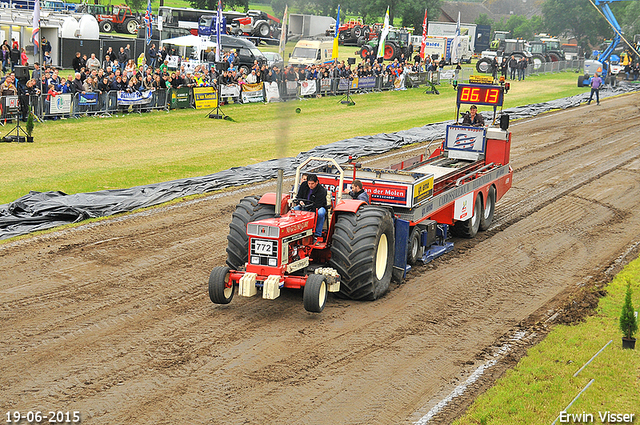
[334,199,366,213]
[258,193,290,214]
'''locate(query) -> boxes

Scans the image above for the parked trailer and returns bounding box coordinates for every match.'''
[208,82,513,312]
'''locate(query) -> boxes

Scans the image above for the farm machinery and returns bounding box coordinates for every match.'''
[209,82,513,313]
[356,27,413,61]
[579,0,640,87]
[96,4,140,34]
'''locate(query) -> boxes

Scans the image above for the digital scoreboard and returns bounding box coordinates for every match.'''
[456,84,504,107]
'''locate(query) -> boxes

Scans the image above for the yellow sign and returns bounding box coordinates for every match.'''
[469,75,494,84]
[193,87,217,109]
[413,176,434,205]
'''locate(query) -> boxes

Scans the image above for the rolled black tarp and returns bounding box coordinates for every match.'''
[1,83,638,240]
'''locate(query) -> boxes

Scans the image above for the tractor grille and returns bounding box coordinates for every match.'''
[247,223,280,238]
[250,239,279,267]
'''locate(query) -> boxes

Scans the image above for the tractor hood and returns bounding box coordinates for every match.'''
[248,211,316,239]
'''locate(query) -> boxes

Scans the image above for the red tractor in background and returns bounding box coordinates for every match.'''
[96,4,140,35]
[327,19,371,46]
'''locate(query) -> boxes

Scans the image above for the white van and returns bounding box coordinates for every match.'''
[288,39,334,66]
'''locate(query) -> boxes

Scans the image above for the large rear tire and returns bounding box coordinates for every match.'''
[530,54,545,71]
[451,194,482,239]
[303,274,327,313]
[476,58,492,73]
[209,266,234,304]
[257,22,270,38]
[330,206,395,301]
[124,18,138,35]
[479,186,496,231]
[384,42,397,61]
[352,25,362,38]
[226,196,276,270]
[548,52,561,62]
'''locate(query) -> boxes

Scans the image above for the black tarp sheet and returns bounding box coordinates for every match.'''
[2,83,639,240]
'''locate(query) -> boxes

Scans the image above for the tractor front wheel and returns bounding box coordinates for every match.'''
[303,274,327,313]
[209,266,234,304]
[330,206,395,300]
[99,20,113,33]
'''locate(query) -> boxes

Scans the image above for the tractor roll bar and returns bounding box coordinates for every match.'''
[294,157,345,203]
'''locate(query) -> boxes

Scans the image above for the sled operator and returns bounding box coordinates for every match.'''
[462,104,485,127]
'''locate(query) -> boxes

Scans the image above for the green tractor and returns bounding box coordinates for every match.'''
[356,27,413,61]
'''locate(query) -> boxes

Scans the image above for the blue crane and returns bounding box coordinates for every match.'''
[580,0,640,86]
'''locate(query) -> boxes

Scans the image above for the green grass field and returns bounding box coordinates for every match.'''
[454,261,640,425]
[0,71,586,205]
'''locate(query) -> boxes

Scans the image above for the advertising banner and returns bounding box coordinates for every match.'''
[193,87,217,109]
[338,78,349,91]
[264,82,280,102]
[78,92,98,106]
[170,87,191,109]
[49,93,72,114]
[299,80,316,96]
[413,176,434,205]
[318,174,413,208]
[358,76,376,89]
[241,82,264,103]
[406,72,428,87]
[117,90,153,106]
[220,84,240,98]
[454,192,474,221]
[286,81,297,95]
[320,78,331,92]
[445,125,486,152]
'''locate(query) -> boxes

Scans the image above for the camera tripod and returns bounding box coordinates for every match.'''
[208,63,231,120]
[338,77,355,106]
[2,97,30,142]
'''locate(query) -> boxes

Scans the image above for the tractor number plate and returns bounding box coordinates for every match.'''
[254,240,273,256]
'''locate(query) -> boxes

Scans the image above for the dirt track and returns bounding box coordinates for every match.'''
[2,93,640,425]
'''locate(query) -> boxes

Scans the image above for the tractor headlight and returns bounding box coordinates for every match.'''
[268,258,277,267]
[251,256,260,264]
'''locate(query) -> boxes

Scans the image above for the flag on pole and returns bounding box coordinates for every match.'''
[419,9,427,60]
[144,0,152,45]
[377,6,390,59]
[451,11,461,64]
[279,5,288,60]
[32,0,40,54]
[216,0,223,61]
[332,5,340,60]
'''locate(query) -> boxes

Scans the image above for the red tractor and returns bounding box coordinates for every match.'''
[210,158,392,313]
[210,81,514,312]
[326,19,371,46]
[96,4,140,35]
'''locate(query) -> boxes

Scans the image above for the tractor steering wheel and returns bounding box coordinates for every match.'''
[293,198,315,210]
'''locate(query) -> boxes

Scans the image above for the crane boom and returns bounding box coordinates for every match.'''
[581,0,639,86]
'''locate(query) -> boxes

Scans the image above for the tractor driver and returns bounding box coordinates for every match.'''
[295,173,328,240]
[462,105,485,127]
